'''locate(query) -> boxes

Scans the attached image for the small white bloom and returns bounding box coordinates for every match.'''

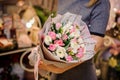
[80,44,85,49]
[75,30,80,37]
[69,29,80,38]
[78,37,83,44]
[64,22,72,29]
[69,32,74,38]
[62,27,67,34]
[78,37,85,48]
[56,46,67,58]
[62,22,72,34]
[69,25,74,29]
[70,42,80,53]
[56,33,62,38]
[44,35,52,45]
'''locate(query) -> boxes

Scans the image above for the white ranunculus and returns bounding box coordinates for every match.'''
[44,35,52,45]
[70,42,80,53]
[55,46,67,58]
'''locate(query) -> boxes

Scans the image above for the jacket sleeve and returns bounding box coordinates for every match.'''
[89,0,110,37]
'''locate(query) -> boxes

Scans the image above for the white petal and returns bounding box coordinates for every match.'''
[56,46,66,58]
[44,35,52,45]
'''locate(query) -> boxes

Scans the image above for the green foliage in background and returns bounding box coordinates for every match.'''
[34,6,56,27]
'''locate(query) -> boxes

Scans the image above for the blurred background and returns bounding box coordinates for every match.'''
[0,0,120,80]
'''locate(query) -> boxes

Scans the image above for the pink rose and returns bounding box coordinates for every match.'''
[54,39,64,46]
[76,47,84,58]
[48,31,56,40]
[62,34,68,40]
[66,55,73,62]
[48,44,56,51]
[56,23,62,30]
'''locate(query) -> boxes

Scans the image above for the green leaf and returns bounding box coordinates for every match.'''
[72,56,78,60]
[59,28,63,33]
[52,23,58,33]
[64,39,70,46]
[66,32,70,36]
[69,51,74,55]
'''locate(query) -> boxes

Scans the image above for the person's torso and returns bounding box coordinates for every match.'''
[57,0,99,26]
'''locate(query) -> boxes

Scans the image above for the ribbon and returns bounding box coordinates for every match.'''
[30,46,40,80]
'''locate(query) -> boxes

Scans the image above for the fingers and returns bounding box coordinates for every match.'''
[110,49,119,56]
[113,39,120,46]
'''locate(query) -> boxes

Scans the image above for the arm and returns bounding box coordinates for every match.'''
[92,35,104,52]
[89,0,110,37]
[89,0,110,52]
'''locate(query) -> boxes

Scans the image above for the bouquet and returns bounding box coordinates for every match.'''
[28,12,96,77]
[39,12,96,72]
[43,19,86,62]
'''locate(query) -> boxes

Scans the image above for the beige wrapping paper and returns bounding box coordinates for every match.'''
[38,46,82,74]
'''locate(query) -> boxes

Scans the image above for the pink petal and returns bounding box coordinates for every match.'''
[48,44,56,51]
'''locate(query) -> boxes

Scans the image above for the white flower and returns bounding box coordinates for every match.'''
[44,35,52,45]
[56,33,62,38]
[70,29,80,38]
[69,25,74,29]
[78,37,85,47]
[78,37,83,44]
[70,42,80,53]
[74,29,80,37]
[64,22,72,29]
[55,46,67,58]
[62,22,72,34]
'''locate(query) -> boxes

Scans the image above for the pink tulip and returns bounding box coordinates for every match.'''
[48,31,56,40]
[48,44,56,51]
